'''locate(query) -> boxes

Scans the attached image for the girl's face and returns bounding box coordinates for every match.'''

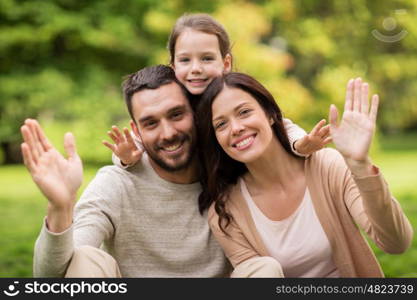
[173,28,231,95]
[212,86,274,164]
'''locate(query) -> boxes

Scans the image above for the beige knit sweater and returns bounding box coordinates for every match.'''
[34,153,230,277]
[209,148,413,277]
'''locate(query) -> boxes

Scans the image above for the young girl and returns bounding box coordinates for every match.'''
[195,73,412,277]
[103,13,330,168]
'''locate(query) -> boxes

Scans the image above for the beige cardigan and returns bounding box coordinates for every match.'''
[208,148,413,277]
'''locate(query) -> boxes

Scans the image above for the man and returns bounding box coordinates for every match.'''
[21,65,233,277]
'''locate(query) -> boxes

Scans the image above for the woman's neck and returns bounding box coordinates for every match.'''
[244,138,304,190]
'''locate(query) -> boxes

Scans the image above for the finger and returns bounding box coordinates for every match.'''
[318,124,330,138]
[107,131,119,144]
[310,119,326,136]
[102,140,116,152]
[329,104,339,129]
[361,83,369,114]
[21,143,35,172]
[124,127,136,146]
[353,78,362,112]
[25,119,44,160]
[323,136,332,145]
[64,132,78,160]
[112,126,124,142]
[21,124,39,164]
[344,79,354,112]
[369,94,379,124]
[32,119,53,151]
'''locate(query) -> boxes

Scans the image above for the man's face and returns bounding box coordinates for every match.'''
[131,82,196,172]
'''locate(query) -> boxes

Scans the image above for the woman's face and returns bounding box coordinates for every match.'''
[211,86,274,163]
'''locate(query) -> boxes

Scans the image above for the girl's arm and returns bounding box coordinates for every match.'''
[284,118,331,156]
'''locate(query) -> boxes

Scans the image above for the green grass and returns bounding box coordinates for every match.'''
[0,135,416,277]
[0,164,100,277]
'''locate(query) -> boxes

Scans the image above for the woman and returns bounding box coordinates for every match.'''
[195,72,413,277]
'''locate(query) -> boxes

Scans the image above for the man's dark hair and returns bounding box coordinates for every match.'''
[122,65,183,122]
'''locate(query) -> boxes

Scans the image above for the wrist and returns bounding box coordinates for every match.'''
[47,202,74,233]
[344,157,376,177]
[121,159,133,167]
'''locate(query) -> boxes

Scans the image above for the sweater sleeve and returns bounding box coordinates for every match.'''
[33,219,75,277]
[330,151,413,254]
[208,204,259,268]
[33,167,121,277]
[283,118,307,157]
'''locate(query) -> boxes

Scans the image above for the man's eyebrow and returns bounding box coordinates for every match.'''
[212,102,249,122]
[138,105,188,123]
[168,104,187,113]
[138,115,154,124]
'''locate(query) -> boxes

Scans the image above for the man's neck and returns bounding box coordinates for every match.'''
[149,158,200,184]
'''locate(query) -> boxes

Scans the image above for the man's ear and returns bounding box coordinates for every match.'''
[223,54,232,73]
[130,120,140,138]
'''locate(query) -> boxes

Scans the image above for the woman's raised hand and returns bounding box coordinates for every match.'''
[329,78,379,176]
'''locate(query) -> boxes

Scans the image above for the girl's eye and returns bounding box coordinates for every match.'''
[178,58,190,63]
[202,56,214,61]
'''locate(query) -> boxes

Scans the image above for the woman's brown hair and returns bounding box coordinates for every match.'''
[196,72,297,234]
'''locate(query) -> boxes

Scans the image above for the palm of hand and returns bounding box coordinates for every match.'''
[33,149,83,207]
[331,110,374,162]
[115,140,142,164]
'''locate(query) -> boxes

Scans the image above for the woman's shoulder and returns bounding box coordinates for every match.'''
[306,147,349,182]
[309,147,345,167]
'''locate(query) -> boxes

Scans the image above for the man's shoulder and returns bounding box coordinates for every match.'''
[97,158,148,178]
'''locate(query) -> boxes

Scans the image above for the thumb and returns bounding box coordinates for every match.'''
[329,104,339,129]
[64,132,78,160]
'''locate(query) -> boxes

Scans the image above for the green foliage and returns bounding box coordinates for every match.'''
[1,0,417,164]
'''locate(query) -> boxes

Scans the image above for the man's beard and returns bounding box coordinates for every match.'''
[142,133,195,172]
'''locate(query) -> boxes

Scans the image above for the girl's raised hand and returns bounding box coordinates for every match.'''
[102,121,143,166]
[293,119,332,156]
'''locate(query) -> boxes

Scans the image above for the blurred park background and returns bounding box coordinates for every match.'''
[1,0,416,277]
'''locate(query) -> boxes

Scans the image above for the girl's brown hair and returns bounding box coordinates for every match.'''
[168,13,232,65]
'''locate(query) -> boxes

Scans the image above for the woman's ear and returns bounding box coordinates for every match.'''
[269,117,275,126]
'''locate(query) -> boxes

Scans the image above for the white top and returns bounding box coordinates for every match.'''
[240,178,339,278]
